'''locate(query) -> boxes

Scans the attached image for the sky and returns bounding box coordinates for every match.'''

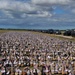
[0,0,75,30]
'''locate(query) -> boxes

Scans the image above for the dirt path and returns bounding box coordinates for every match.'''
[55,35,73,39]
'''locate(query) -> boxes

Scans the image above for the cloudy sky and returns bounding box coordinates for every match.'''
[0,0,75,29]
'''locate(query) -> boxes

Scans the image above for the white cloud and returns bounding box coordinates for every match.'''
[0,0,75,21]
[0,0,53,18]
[71,9,75,14]
[28,11,52,17]
[0,1,36,13]
[32,0,71,5]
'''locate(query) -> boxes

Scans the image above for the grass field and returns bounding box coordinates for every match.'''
[0,29,75,42]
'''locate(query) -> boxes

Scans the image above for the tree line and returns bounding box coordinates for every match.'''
[31,29,75,37]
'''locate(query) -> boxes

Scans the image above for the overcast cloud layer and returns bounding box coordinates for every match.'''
[0,0,75,29]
